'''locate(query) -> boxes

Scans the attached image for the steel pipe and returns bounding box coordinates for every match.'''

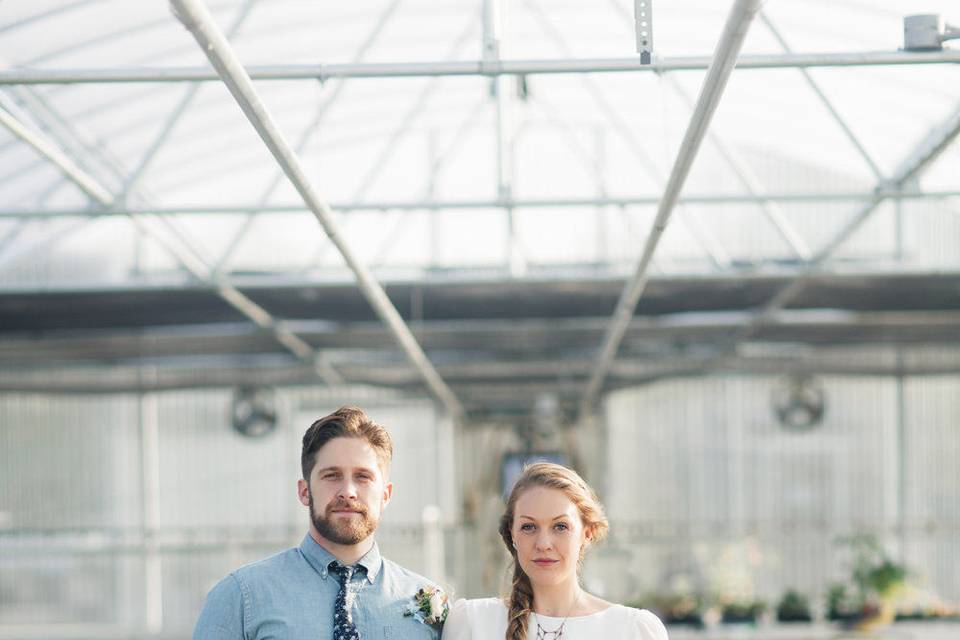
[2,188,958,220]
[169,0,464,418]
[2,50,960,85]
[580,0,763,417]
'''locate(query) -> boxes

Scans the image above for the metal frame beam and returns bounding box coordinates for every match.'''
[579,0,763,417]
[759,11,885,183]
[169,0,463,418]
[3,50,960,85]
[663,75,812,261]
[213,0,404,276]
[1,188,958,219]
[0,81,345,385]
[728,99,960,345]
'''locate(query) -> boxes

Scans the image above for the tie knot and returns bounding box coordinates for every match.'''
[328,561,364,584]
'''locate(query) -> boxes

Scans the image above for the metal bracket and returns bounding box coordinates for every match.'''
[904,14,960,51]
[635,0,653,64]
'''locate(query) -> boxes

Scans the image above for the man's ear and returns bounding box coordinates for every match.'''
[297,478,310,507]
[382,481,393,508]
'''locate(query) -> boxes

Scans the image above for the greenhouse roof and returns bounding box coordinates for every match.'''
[1,0,959,417]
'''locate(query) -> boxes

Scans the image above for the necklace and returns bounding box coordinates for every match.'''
[533,591,582,640]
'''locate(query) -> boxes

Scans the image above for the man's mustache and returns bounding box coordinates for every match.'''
[326,499,369,516]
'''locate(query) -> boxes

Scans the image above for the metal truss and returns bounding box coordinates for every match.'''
[1,1,959,420]
[728,99,960,344]
[0,59,350,388]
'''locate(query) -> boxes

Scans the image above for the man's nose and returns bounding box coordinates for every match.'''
[337,478,358,499]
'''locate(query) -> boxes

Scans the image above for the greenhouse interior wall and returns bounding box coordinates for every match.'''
[1,372,957,638]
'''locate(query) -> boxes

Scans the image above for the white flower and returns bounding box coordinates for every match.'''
[428,590,445,623]
[404,586,449,625]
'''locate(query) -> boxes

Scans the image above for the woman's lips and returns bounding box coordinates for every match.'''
[533,559,558,567]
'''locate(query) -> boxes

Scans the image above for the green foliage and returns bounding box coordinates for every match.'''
[721,599,766,623]
[837,534,907,600]
[635,591,706,626]
[776,589,812,622]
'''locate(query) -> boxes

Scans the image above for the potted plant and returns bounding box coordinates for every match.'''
[825,583,860,623]
[640,591,707,628]
[776,589,813,623]
[836,535,908,631]
[720,598,766,625]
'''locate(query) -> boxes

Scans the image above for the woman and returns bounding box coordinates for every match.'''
[443,462,667,639]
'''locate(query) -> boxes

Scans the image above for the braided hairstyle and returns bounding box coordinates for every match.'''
[498,462,609,640]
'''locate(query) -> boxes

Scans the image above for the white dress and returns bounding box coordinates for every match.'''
[441,597,669,640]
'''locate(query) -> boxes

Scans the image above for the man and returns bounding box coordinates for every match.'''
[194,406,442,639]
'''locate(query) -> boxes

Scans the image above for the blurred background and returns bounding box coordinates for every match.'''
[1,1,959,638]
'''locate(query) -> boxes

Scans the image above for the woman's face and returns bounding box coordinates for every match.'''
[511,485,589,588]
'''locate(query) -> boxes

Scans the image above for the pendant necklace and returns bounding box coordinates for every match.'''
[534,590,582,640]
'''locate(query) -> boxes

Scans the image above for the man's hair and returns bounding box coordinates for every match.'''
[301,406,394,480]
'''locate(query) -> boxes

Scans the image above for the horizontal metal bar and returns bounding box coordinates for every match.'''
[2,348,959,394]
[2,50,959,85]
[2,189,958,219]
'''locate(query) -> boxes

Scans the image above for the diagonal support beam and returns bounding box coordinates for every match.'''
[759,11,884,183]
[664,75,812,261]
[169,0,464,418]
[0,88,343,385]
[213,0,404,276]
[729,99,960,344]
[0,98,115,206]
[526,0,732,270]
[579,0,763,418]
[120,0,259,203]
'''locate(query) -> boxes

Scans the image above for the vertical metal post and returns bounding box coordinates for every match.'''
[895,350,908,562]
[421,505,445,584]
[139,391,163,633]
[485,0,522,275]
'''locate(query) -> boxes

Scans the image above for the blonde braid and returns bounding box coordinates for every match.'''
[505,562,534,640]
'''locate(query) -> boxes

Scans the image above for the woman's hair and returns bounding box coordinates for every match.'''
[498,462,610,640]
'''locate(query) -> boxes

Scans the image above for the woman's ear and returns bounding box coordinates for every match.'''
[583,524,594,544]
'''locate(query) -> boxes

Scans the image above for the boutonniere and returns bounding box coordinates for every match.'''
[404,585,449,625]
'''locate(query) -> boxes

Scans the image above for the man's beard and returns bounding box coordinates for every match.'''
[309,493,380,545]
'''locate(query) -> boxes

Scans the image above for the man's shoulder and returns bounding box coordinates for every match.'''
[230,545,305,583]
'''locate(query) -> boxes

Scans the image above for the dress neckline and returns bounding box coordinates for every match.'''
[526,603,622,621]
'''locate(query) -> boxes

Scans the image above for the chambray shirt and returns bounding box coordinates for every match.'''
[193,535,441,640]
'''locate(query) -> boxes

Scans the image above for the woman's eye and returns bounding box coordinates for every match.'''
[554,523,569,531]
[520,523,536,532]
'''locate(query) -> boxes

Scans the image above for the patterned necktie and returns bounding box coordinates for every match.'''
[330,562,363,640]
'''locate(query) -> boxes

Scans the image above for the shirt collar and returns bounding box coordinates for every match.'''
[299,534,383,584]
